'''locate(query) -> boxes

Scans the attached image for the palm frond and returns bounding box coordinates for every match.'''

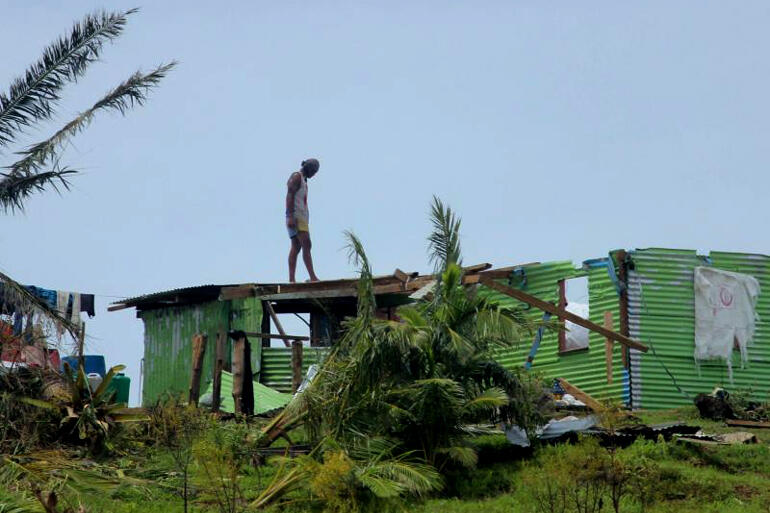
[0,9,137,148]
[461,387,509,416]
[427,195,462,272]
[473,306,533,349]
[344,230,376,320]
[0,269,80,339]
[352,441,443,497]
[435,445,477,468]
[9,62,176,177]
[0,487,41,513]
[0,166,76,213]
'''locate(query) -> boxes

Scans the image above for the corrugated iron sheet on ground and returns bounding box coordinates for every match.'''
[202,371,292,415]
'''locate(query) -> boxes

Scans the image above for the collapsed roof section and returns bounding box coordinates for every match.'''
[109,260,645,354]
[107,263,517,313]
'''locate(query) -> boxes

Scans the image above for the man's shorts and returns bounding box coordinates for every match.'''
[287,218,309,239]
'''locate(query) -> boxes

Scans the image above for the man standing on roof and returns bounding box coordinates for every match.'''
[286,158,320,283]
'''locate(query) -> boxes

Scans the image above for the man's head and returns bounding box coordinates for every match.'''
[301,158,320,178]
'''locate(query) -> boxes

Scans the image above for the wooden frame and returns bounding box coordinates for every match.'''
[478,276,648,352]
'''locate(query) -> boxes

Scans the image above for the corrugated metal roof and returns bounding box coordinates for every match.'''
[114,284,237,311]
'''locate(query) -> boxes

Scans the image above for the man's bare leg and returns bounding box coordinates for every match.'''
[288,236,301,283]
[297,231,319,281]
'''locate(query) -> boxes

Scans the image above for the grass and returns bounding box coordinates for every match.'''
[2,407,770,512]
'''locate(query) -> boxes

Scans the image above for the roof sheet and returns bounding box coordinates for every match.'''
[111,284,237,311]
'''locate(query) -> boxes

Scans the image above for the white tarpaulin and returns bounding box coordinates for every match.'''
[694,266,760,381]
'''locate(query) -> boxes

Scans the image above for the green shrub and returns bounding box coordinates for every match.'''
[442,462,519,499]
[472,434,532,465]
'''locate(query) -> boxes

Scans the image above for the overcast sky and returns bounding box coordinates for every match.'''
[3,2,768,404]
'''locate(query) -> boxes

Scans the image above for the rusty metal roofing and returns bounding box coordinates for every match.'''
[109,284,238,312]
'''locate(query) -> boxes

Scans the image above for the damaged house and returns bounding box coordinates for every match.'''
[111,247,768,410]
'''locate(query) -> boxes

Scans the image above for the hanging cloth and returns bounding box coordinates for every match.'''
[56,290,69,338]
[694,266,760,382]
[79,294,95,318]
[70,293,81,326]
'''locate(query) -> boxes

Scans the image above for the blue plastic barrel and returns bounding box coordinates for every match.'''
[60,355,106,377]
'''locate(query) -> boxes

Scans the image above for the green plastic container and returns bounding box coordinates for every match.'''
[106,373,130,404]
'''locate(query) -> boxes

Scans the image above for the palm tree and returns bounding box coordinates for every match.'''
[269,198,547,466]
[0,9,174,338]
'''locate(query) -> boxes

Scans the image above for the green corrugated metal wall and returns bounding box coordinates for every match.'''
[261,346,330,392]
[139,248,769,410]
[586,259,629,404]
[479,260,627,403]
[141,300,232,405]
[140,297,263,406]
[230,297,263,377]
[628,248,770,410]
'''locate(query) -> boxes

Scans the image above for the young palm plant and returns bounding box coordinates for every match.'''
[22,364,147,453]
[258,197,547,507]
[303,198,544,463]
[0,9,174,338]
[252,438,441,510]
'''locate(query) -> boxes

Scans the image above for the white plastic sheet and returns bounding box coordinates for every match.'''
[564,302,590,351]
[694,266,760,381]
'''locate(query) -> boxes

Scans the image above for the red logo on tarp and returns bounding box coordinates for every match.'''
[719,287,734,307]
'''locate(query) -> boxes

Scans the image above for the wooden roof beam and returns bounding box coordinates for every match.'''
[478,275,648,353]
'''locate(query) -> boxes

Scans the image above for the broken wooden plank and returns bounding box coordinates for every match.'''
[725,419,770,429]
[462,263,492,273]
[189,334,207,406]
[219,284,257,300]
[604,311,613,385]
[478,276,648,352]
[393,268,420,283]
[211,330,226,412]
[557,378,604,413]
[260,280,432,301]
[393,268,410,283]
[239,332,310,341]
[265,301,292,347]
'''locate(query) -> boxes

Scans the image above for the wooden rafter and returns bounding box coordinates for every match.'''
[478,275,648,353]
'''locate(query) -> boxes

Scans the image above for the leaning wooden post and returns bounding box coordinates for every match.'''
[291,339,303,393]
[242,338,254,415]
[604,311,614,385]
[616,250,631,368]
[211,330,226,412]
[232,336,246,413]
[77,321,86,373]
[265,301,292,348]
[189,334,208,406]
